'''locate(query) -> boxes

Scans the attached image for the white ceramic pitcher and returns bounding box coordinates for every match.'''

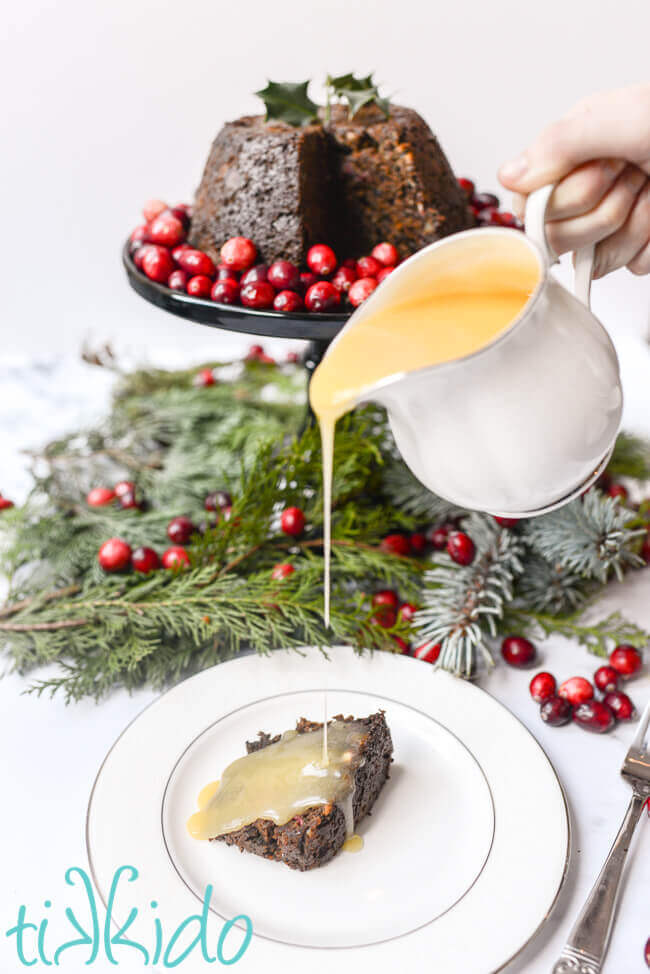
[339,184,623,517]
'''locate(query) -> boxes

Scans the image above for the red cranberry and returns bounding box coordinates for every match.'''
[215,263,239,281]
[410,532,427,554]
[307,244,337,276]
[399,602,418,623]
[540,696,573,726]
[558,676,594,706]
[286,351,300,363]
[132,546,160,573]
[171,243,191,262]
[119,487,142,510]
[98,537,132,573]
[380,534,411,556]
[478,207,500,225]
[501,635,537,667]
[247,344,264,359]
[492,211,522,229]
[168,269,189,291]
[176,249,216,277]
[86,486,116,507]
[376,267,394,283]
[205,490,232,512]
[162,546,191,569]
[457,178,475,198]
[349,277,378,307]
[220,236,257,272]
[186,275,213,298]
[167,516,196,545]
[428,524,450,550]
[271,562,295,580]
[603,690,636,721]
[148,213,185,248]
[370,606,397,629]
[133,244,151,270]
[170,204,191,229]
[142,199,167,222]
[414,642,441,664]
[372,590,399,610]
[447,531,475,566]
[331,266,357,293]
[130,224,149,247]
[607,483,628,502]
[594,665,620,693]
[268,260,300,290]
[573,700,616,733]
[193,368,215,387]
[472,192,500,211]
[609,644,642,678]
[114,480,134,498]
[211,279,240,304]
[240,281,276,310]
[371,242,399,266]
[0,498,14,510]
[305,281,341,312]
[281,506,305,536]
[142,245,174,283]
[529,671,557,703]
[356,256,383,278]
[494,516,519,527]
[240,263,269,286]
[273,290,303,312]
[641,529,650,564]
[393,636,410,654]
[299,271,319,293]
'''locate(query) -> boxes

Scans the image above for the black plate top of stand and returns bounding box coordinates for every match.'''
[122,243,350,341]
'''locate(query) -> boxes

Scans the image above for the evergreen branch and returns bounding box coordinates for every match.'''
[523,491,645,582]
[415,514,525,677]
[505,607,649,658]
[608,431,650,481]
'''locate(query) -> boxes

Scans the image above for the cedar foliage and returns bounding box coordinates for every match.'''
[1,355,648,700]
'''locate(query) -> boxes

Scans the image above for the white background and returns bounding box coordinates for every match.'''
[2,1,650,972]
[2,0,650,362]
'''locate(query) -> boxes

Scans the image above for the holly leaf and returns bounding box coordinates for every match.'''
[255,80,319,127]
[325,72,390,118]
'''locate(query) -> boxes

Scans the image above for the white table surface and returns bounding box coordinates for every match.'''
[1,323,650,974]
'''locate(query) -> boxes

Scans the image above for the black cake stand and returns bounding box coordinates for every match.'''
[122,243,350,385]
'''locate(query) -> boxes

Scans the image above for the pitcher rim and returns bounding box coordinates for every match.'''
[331,226,549,406]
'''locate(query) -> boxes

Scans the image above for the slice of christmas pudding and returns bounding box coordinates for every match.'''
[187,712,393,871]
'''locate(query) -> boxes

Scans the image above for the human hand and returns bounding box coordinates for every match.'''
[498,84,650,277]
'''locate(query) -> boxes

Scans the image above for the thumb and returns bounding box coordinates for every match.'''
[499,87,650,193]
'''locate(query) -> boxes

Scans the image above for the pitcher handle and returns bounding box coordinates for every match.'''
[525,184,595,309]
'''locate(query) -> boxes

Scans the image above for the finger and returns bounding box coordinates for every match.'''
[545,164,648,256]
[511,192,526,220]
[593,180,650,278]
[499,84,650,193]
[545,159,626,220]
[628,240,650,275]
[510,161,626,222]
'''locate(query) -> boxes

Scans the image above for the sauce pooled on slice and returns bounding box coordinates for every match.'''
[187,719,367,841]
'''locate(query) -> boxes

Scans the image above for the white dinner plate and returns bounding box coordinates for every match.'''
[87,646,569,973]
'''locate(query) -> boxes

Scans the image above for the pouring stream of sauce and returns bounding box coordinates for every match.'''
[310,243,540,627]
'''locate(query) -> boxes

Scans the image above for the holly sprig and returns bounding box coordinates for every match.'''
[325,72,390,120]
[255,80,319,127]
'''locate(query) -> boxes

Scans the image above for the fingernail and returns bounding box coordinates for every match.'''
[499,154,528,183]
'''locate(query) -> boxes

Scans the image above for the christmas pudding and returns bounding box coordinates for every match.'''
[189,95,473,266]
[187,712,393,870]
[128,75,523,313]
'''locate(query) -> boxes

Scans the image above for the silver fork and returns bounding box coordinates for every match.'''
[552,702,650,974]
